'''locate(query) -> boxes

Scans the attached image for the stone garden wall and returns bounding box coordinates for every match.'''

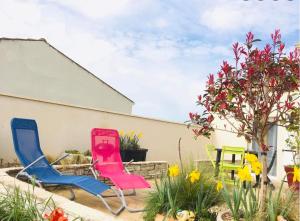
[57,161,168,180]
[7,161,168,182]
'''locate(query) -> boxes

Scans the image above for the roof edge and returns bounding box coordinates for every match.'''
[0,37,134,104]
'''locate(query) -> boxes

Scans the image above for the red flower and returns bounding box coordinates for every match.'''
[278,43,285,53]
[246,32,254,45]
[221,61,231,74]
[208,74,214,86]
[269,78,276,87]
[275,94,282,100]
[264,44,272,55]
[207,115,214,123]
[261,144,268,151]
[247,67,255,77]
[189,112,200,121]
[205,101,211,111]
[285,101,295,110]
[233,43,246,62]
[216,91,227,101]
[44,208,68,221]
[217,71,224,79]
[189,112,195,120]
[271,29,281,45]
[197,95,202,103]
[219,102,227,110]
[233,42,239,61]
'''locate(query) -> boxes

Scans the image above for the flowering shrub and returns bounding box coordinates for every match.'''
[144,164,222,221]
[119,130,143,150]
[189,29,300,210]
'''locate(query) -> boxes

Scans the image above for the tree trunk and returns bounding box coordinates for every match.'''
[259,151,268,212]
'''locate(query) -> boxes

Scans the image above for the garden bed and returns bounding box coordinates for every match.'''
[1,161,167,221]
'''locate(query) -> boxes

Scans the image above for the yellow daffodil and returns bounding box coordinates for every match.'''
[251,160,263,175]
[237,166,252,182]
[188,170,201,183]
[245,153,258,163]
[293,166,300,182]
[119,130,124,136]
[128,131,135,139]
[137,132,143,139]
[169,165,180,177]
[216,180,223,192]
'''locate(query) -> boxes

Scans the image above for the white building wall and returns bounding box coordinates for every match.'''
[0,39,133,114]
[0,94,247,166]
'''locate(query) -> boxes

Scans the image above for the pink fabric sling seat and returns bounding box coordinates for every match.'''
[91,128,150,190]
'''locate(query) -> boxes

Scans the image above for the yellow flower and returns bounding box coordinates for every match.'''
[216,180,223,192]
[119,130,124,136]
[237,166,252,182]
[245,153,258,163]
[188,170,201,183]
[137,132,143,139]
[128,131,135,139]
[169,165,180,177]
[293,166,300,182]
[251,160,263,175]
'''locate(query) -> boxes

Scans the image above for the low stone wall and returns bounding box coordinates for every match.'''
[7,161,168,181]
[56,161,168,180]
[125,161,168,179]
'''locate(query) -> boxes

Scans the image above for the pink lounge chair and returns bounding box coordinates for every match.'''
[90,128,151,212]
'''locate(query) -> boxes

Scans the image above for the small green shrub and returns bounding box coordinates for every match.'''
[143,165,221,221]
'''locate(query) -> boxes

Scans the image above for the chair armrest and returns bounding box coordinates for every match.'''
[89,159,99,168]
[124,159,134,173]
[124,159,134,167]
[16,155,46,179]
[89,159,99,179]
[50,153,70,165]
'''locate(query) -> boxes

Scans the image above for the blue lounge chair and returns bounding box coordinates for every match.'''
[11,118,124,215]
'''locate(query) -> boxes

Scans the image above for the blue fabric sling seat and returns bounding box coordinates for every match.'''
[10,118,124,215]
[29,165,108,196]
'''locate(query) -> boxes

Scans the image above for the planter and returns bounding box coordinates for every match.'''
[284,165,299,191]
[120,148,148,162]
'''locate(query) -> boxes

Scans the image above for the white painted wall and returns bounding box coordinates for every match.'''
[0,39,133,114]
[0,94,247,166]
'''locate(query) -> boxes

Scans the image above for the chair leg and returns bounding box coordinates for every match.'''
[97,188,125,216]
[69,188,75,201]
[101,188,136,198]
[117,188,145,213]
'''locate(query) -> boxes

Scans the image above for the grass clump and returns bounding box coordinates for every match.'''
[0,184,54,221]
